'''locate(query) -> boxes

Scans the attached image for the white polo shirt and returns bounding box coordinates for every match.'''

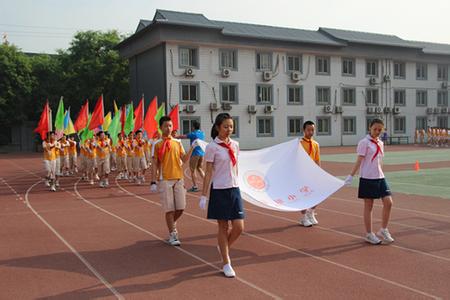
[204,137,239,189]
[356,135,385,179]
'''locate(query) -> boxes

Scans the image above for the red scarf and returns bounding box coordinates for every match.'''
[302,138,313,155]
[369,138,383,162]
[158,138,172,161]
[216,140,237,166]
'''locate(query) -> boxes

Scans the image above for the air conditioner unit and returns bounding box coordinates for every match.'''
[324,105,333,114]
[222,102,232,111]
[393,107,400,114]
[221,68,231,78]
[441,81,448,89]
[433,107,440,114]
[383,75,391,82]
[263,71,273,81]
[367,107,375,114]
[184,104,196,113]
[185,68,195,77]
[426,107,434,114]
[209,103,219,111]
[264,105,276,113]
[291,71,301,81]
[441,107,449,114]
[369,77,377,86]
[383,107,391,114]
[335,106,343,113]
[375,106,383,114]
[248,105,257,114]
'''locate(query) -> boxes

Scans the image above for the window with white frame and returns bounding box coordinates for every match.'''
[180,82,199,103]
[394,116,406,134]
[438,64,448,81]
[343,117,356,135]
[366,59,378,77]
[179,47,198,68]
[316,117,331,135]
[287,86,303,104]
[287,54,302,72]
[394,61,406,79]
[342,88,356,105]
[416,90,427,107]
[342,58,355,76]
[437,116,448,129]
[180,117,201,135]
[416,63,427,80]
[256,85,273,104]
[257,117,273,137]
[365,89,379,106]
[256,52,272,71]
[416,116,427,130]
[437,90,448,106]
[316,87,331,105]
[220,83,238,103]
[219,49,237,70]
[394,89,406,106]
[287,117,304,136]
[316,56,330,75]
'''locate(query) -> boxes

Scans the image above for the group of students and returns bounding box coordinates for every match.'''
[41,113,396,278]
[414,128,449,147]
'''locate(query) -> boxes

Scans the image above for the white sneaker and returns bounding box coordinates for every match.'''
[95,174,100,181]
[99,181,105,188]
[55,181,60,187]
[299,215,313,227]
[365,232,382,245]
[89,180,94,185]
[50,185,56,192]
[377,228,394,244]
[223,263,236,278]
[307,211,318,225]
[168,231,181,246]
[104,179,109,187]
[45,180,50,187]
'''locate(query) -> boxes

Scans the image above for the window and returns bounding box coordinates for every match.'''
[365,89,379,106]
[257,117,274,137]
[394,61,406,79]
[416,63,427,80]
[256,85,273,104]
[316,56,330,75]
[394,89,406,106]
[438,64,448,81]
[287,54,302,72]
[231,117,239,138]
[288,117,304,136]
[416,116,427,130]
[316,117,331,135]
[179,47,198,68]
[316,87,331,105]
[220,83,238,103]
[287,86,303,104]
[437,90,448,107]
[416,90,427,107]
[437,116,448,129]
[219,49,237,70]
[394,116,406,134]
[366,59,378,77]
[256,52,272,71]
[342,58,355,76]
[342,88,356,105]
[180,82,199,103]
[343,117,357,135]
[180,117,201,135]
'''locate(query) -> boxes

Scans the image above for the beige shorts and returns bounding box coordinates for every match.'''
[117,156,127,172]
[69,155,77,168]
[44,160,56,179]
[97,157,111,176]
[160,179,186,212]
[55,157,62,176]
[126,156,134,172]
[189,155,204,171]
[86,157,95,172]
[61,155,69,169]
[133,156,148,172]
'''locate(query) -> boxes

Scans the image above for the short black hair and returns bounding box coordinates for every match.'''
[192,120,200,130]
[159,116,172,127]
[303,120,315,130]
[96,131,104,137]
[135,129,142,134]
[370,118,384,127]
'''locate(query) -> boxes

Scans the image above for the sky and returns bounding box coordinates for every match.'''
[1,0,450,54]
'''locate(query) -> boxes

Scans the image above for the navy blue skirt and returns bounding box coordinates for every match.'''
[358,178,392,199]
[207,187,245,220]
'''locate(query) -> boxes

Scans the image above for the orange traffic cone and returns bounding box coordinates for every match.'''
[414,160,420,172]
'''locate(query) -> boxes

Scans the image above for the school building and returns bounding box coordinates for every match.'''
[116,9,450,149]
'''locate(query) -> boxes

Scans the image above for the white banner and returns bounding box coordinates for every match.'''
[195,139,344,212]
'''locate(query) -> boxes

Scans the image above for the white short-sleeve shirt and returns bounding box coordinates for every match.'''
[204,137,239,189]
[356,135,385,179]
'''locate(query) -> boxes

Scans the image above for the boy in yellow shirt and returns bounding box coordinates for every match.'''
[68,135,78,175]
[133,130,148,185]
[115,133,127,179]
[43,131,58,191]
[95,131,111,187]
[125,132,135,182]
[151,116,194,246]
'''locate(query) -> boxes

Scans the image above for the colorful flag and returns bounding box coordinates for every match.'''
[103,112,112,131]
[63,108,76,135]
[113,100,119,114]
[80,114,93,144]
[133,96,144,132]
[120,105,126,134]
[143,96,158,138]
[155,103,165,134]
[54,97,65,138]
[108,110,121,146]
[124,103,134,135]
[34,101,50,140]
[88,95,104,130]
[74,100,89,132]
[168,104,179,131]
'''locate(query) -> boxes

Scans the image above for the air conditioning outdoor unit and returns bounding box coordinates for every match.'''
[221,68,231,78]
[185,68,195,77]
[185,104,196,113]
[263,71,273,81]
[222,102,232,111]
[264,105,276,113]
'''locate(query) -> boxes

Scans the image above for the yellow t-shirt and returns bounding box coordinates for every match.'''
[134,138,146,158]
[69,141,77,156]
[88,141,97,159]
[125,139,135,157]
[116,140,126,157]
[42,141,57,161]
[300,137,320,164]
[154,137,185,180]
[96,139,110,159]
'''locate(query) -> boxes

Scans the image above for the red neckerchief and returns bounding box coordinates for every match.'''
[302,137,313,155]
[216,139,237,166]
[158,137,172,161]
[369,137,383,162]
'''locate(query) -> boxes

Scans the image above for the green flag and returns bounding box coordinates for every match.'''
[54,97,65,132]
[124,103,134,135]
[155,103,165,134]
[80,114,93,144]
[108,110,121,146]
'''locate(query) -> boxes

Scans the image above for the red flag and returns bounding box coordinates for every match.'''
[88,95,104,130]
[168,104,179,131]
[133,96,144,132]
[143,96,158,137]
[34,101,50,140]
[74,100,89,132]
[120,105,126,134]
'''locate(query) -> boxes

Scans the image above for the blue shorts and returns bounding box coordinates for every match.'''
[358,178,392,199]
[207,187,245,220]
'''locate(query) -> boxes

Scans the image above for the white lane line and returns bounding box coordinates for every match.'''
[116,180,441,300]
[75,179,281,300]
[25,179,124,300]
[1,177,24,201]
